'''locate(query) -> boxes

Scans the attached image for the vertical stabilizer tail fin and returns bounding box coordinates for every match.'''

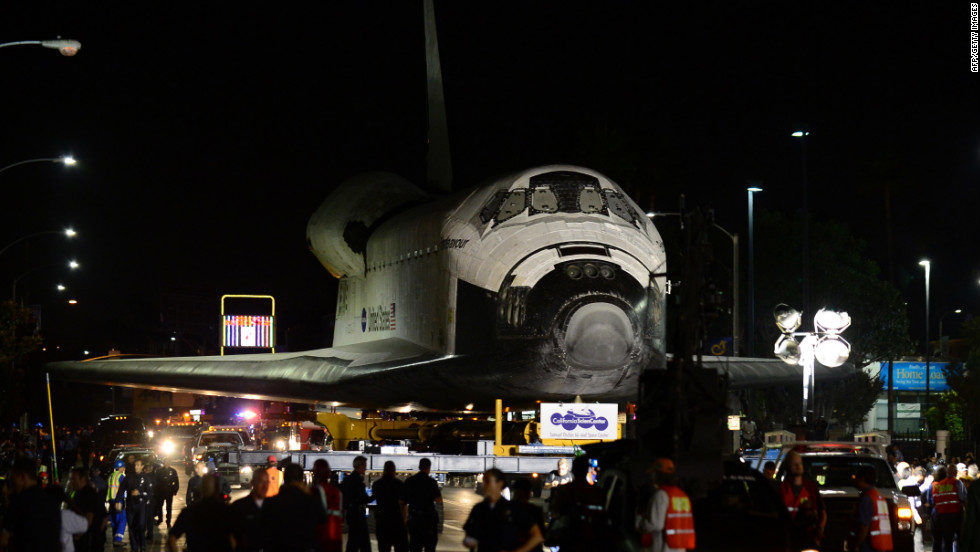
[424,0,453,193]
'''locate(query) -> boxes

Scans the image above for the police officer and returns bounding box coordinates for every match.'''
[401,458,443,552]
[125,459,154,552]
[340,455,371,552]
[548,456,608,552]
[155,457,180,528]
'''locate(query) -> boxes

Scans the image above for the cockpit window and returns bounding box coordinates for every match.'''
[531,187,558,213]
[480,190,508,224]
[604,190,638,223]
[495,190,527,223]
[579,187,604,214]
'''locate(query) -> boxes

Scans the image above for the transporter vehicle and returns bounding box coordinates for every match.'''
[93,414,147,459]
[767,431,916,552]
[185,427,251,475]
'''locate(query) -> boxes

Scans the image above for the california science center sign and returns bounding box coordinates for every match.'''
[540,403,618,440]
[878,361,950,392]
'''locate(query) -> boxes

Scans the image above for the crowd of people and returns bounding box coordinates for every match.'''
[4,420,980,552]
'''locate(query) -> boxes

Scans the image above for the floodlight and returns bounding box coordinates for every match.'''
[774,335,801,364]
[774,304,802,333]
[813,309,851,334]
[814,336,851,367]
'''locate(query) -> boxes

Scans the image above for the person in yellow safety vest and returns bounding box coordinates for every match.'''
[850,464,893,552]
[106,459,128,545]
[636,458,695,552]
[265,455,281,497]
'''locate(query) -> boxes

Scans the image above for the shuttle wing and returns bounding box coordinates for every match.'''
[47,339,465,409]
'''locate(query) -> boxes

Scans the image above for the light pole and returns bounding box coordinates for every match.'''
[747,185,762,356]
[712,223,740,356]
[792,130,810,319]
[919,260,931,432]
[0,156,77,176]
[774,304,851,424]
[12,260,78,301]
[0,39,81,56]
[0,228,76,259]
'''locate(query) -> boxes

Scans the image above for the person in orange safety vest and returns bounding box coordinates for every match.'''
[265,455,281,498]
[850,464,893,552]
[636,457,695,552]
[779,450,826,550]
[929,465,967,552]
[311,458,343,552]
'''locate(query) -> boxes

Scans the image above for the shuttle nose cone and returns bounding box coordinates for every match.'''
[563,302,634,368]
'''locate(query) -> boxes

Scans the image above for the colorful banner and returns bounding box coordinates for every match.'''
[223,315,274,348]
[878,361,950,392]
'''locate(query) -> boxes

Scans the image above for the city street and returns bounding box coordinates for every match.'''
[122,467,487,552]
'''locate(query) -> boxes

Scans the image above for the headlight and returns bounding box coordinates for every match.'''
[897,507,913,519]
[275,440,286,450]
[240,466,252,474]
[147,430,155,439]
[195,454,203,460]
[160,440,175,455]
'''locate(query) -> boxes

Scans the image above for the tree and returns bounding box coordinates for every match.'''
[932,318,980,441]
[0,300,43,421]
[828,371,885,436]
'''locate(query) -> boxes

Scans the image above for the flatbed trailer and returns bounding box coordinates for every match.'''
[231,445,573,476]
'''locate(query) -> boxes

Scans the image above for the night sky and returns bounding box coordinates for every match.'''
[1,2,977,358]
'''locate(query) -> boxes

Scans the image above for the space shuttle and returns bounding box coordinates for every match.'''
[49,2,669,409]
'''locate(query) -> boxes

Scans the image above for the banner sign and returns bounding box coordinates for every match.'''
[223,315,274,348]
[896,403,921,419]
[878,362,949,392]
[540,403,618,440]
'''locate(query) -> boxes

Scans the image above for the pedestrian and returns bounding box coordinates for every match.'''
[635,457,695,552]
[930,465,967,552]
[547,456,608,552]
[69,466,108,552]
[778,450,826,550]
[155,456,180,528]
[0,456,61,551]
[125,458,154,552]
[898,464,925,552]
[340,455,372,552]
[230,467,270,551]
[90,465,108,499]
[262,463,326,552]
[312,459,344,552]
[373,460,408,552]
[462,467,541,552]
[961,473,980,552]
[168,474,234,552]
[545,458,572,489]
[762,461,777,480]
[400,458,442,552]
[142,460,158,543]
[107,458,128,546]
[510,478,545,552]
[187,460,207,505]
[848,465,893,552]
[48,485,90,552]
[265,455,281,497]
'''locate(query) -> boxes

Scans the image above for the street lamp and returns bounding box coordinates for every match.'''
[774,303,851,424]
[747,185,762,355]
[792,130,810,319]
[12,259,79,301]
[919,260,931,428]
[0,156,77,175]
[0,39,81,56]
[0,228,77,259]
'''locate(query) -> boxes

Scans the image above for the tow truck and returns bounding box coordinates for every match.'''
[755,431,917,552]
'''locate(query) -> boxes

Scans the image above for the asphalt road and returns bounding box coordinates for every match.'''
[118,468,490,551]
